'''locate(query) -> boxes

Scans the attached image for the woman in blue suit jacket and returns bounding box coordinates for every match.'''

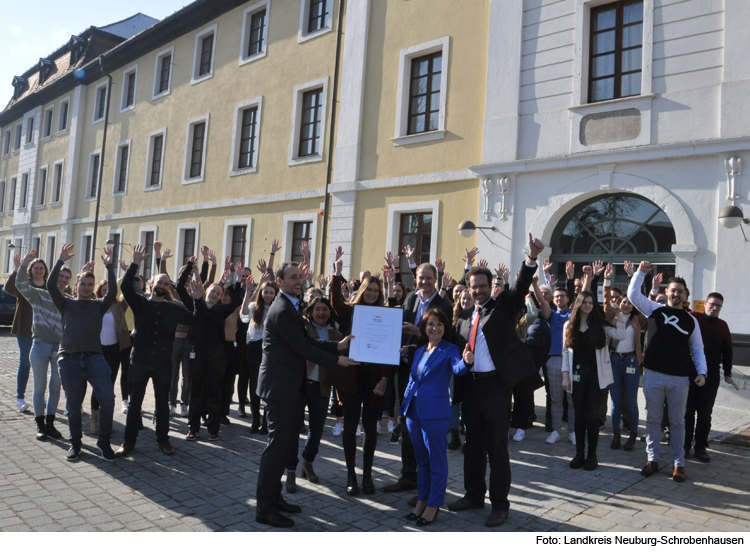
[399,308,474,526]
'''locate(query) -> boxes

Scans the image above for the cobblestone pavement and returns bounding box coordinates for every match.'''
[1,329,749,532]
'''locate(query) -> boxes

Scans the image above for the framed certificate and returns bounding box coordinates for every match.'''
[348,305,404,366]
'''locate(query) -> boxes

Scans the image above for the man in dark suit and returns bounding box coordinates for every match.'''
[447,234,544,527]
[383,262,454,495]
[255,261,357,528]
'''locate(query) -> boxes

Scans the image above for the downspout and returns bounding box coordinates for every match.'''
[318,0,346,276]
[91,57,112,255]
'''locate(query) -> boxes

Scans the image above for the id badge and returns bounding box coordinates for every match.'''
[189,351,196,359]
[572,374,581,383]
[233,342,237,348]
[626,367,636,374]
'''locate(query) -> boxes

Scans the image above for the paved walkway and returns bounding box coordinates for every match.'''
[1,329,749,532]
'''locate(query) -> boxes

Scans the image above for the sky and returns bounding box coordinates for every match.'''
[0,0,191,104]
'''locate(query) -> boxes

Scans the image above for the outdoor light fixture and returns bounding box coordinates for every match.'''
[458,220,495,238]
[718,204,749,241]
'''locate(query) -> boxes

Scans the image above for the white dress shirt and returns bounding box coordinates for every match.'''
[470,302,496,373]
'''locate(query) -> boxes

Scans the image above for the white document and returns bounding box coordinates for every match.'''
[348,305,404,366]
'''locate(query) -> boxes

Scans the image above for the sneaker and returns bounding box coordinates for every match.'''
[569,432,577,446]
[66,445,81,462]
[390,431,400,445]
[97,442,116,462]
[17,399,29,413]
[356,424,362,437]
[512,429,525,442]
[545,430,560,444]
[186,431,197,441]
[180,404,188,417]
[209,433,219,441]
[121,400,129,414]
[387,420,395,433]
[332,423,342,437]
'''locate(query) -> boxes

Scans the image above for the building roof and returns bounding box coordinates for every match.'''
[98,13,159,40]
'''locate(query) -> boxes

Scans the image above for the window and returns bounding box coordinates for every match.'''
[282,213,317,265]
[230,98,263,175]
[289,79,328,165]
[42,107,54,138]
[182,228,196,265]
[298,0,332,42]
[308,0,328,33]
[299,88,323,158]
[108,233,122,268]
[58,99,69,132]
[9,178,17,210]
[231,226,247,264]
[399,213,432,270]
[145,129,166,189]
[36,167,47,206]
[51,161,63,203]
[192,25,217,84]
[241,2,270,64]
[394,37,450,145]
[46,235,57,266]
[3,240,12,274]
[182,115,209,184]
[153,46,174,98]
[141,230,155,279]
[113,141,131,195]
[93,82,108,123]
[3,130,9,155]
[87,152,101,199]
[19,173,29,209]
[121,66,137,111]
[0,180,5,213]
[38,59,53,85]
[589,1,643,102]
[25,117,34,144]
[32,236,41,255]
[81,233,93,265]
[386,201,439,281]
[14,123,22,150]
[291,222,312,262]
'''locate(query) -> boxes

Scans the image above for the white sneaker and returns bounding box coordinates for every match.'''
[387,420,395,433]
[121,400,129,414]
[332,422,342,437]
[180,404,188,417]
[546,430,561,444]
[569,432,577,446]
[512,429,525,442]
[17,399,29,413]
[356,424,362,437]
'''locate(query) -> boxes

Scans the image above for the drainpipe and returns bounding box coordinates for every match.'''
[318,0,346,276]
[91,58,112,256]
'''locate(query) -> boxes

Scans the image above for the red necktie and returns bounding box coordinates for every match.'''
[468,305,481,352]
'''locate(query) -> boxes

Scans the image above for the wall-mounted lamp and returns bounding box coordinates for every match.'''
[718,204,749,241]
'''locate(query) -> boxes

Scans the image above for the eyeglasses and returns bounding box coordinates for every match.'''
[705,301,723,308]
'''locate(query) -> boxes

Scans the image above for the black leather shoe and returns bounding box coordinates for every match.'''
[416,508,439,527]
[447,497,485,512]
[486,510,508,527]
[256,512,294,528]
[569,453,585,469]
[383,476,417,492]
[694,447,710,462]
[275,496,301,514]
[584,454,598,471]
[346,472,360,496]
[361,476,375,495]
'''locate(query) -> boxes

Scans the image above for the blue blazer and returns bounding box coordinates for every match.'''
[399,340,469,420]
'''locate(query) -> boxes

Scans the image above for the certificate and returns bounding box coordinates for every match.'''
[348,305,404,366]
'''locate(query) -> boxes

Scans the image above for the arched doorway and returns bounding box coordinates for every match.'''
[550,193,676,288]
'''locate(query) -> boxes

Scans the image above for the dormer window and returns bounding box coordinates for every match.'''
[12,76,27,100]
[38,59,54,85]
[69,35,86,66]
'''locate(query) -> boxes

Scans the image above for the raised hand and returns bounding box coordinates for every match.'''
[592,260,605,276]
[257,259,267,274]
[384,251,395,269]
[200,245,209,261]
[260,271,272,284]
[528,233,545,258]
[652,272,663,290]
[386,267,396,285]
[435,258,445,273]
[403,244,416,265]
[101,246,113,266]
[59,243,75,263]
[300,241,310,258]
[604,263,613,280]
[478,258,488,269]
[119,259,128,272]
[270,239,281,255]
[207,249,216,265]
[494,263,510,284]
[565,260,575,279]
[186,280,204,300]
[623,261,635,277]
[334,259,343,277]
[161,248,173,260]
[549,273,557,286]
[463,246,479,265]
[12,254,22,271]
[582,264,593,277]
[153,241,162,257]
[245,274,257,293]
[224,256,232,271]
[131,244,147,265]
[442,271,452,286]
[316,274,328,289]
[81,261,95,273]
[543,258,553,273]
[638,261,655,274]
[334,245,344,262]
[21,250,37,268]
[234,261,244,273]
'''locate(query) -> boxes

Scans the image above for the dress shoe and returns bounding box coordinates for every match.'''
[694,447,710,462]
[584,454,598,471]
[407,494,419,507]
[249,422,261,434]
[569,453,585,469]
[361,475,375,495]
[275,496,301,514]
[346,472,360,496]
[416,508,439,527]
[447,497,485,512]
[256,512,294,528]
[159,441,175,456]
[35,416,48,441]
[383,476,418,492]
[115,441,135,458]
[405,504,426,522]
[286,470,297,493]
[623,433,637,451]
[447,428,461,450]
[486,510,508,527]
[610,430,621,450]
[672,466,686,482]
[300,460,319,483]
[45,415,62,439]
[641,461,659,477]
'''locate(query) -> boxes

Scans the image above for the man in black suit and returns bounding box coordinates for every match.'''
[447,234,544,527]
[255,261,357,528]
[384,262,454,494]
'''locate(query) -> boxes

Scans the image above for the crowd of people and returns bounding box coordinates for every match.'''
[4,231,734,529]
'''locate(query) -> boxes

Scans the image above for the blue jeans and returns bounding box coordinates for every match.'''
[30,339,61,417]
[16,335,32,400]
[610,354,641,434]
[58,353,114,447]
[406,397,451,508]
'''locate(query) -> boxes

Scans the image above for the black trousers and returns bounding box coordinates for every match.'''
[397,362,418,481]
[124,361,171,443]
[246,340,263,424]
[221,341,237,416]
[462,374,512,512]
[235,338,249,408]
[188,346,225,435]
[257,396,299,516]
[339,390,379,473]
[684,373,721,451]
[571,365,603,457]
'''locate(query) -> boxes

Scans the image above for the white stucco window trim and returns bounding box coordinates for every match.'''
[112,139,132,197]
[240,0,270,66]
[298,0,334,44]
[191,24,218,86]
[35,164,48,208]
[222,217,254,266]
[281,212,318,269]
[84,150,102,201]
[45,233,58,266]
[41,105,54,140]
[144,127,168,191]
[385,200,440,264]
[119,64,138,113]
[175,222,201,279]
[152,46,175,100]
[92,80,109,125]
[57,96,70,134]
[230,97,263,176]
[182,114,210,185]
[392,36,450,147]
[288,77,329,166]
[50,159,64,205]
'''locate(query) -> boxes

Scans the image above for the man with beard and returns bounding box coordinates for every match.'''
[114,245,195,457]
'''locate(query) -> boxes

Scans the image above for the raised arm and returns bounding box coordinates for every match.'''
[626,262,661,317]
[99,247,118,314]
[531,276,551,320]
[14,251,38,299]
[47,243,76,313]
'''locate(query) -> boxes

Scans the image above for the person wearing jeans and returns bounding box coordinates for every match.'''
[4,265,35,413]
[47,243,118,462]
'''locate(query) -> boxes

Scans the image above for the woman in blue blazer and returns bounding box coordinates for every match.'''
[399,307,474,526]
